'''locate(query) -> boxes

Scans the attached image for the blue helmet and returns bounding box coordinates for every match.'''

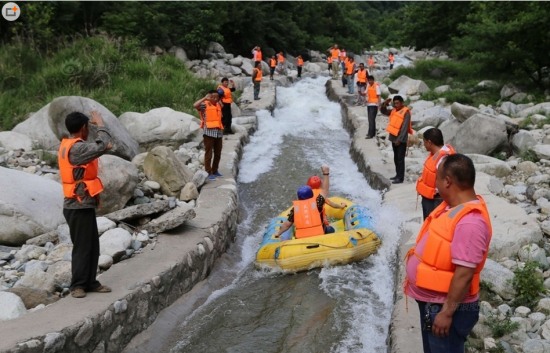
[297,185,314,200]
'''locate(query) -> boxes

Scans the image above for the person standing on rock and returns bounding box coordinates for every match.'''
[365,75,381,139]
[269,55,277,80]
[58,111,113,298]
[368,54,375,71]
[405,153,492,353]
[328,44,340,80]
[381,95,412,184]
[252,61,262,100]
[277,51,286,75]
[194,90,224,180]
[388,52,395,70]
[355,63,368,105]
[416,128,456,220]
[252,45,262,67]
[217,77,236,134]
[296,55,304,78]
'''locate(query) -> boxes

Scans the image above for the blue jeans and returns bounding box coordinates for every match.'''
[417,301,479,353]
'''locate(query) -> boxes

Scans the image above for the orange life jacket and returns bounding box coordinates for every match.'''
[366,82,380,103]
[388,53,394,63]
[200,100,223,129]
[328,56,333,64]
[312,189,329,226]
[269,58,277,68]
[386,107,413,137]
[339,50,347,61]
[416,145,457,198]
[356,69,367,83]
[293,198,324,239]
[217,85,232,104]
[407,196,492,295]
[58,138,104,200]
[254,50,262,62]
[345,60,355,75]
[330,48,340,60]
[277,53,285,63]
[253,67,263,82]
[368,57,375,66]
[297,57,304,66]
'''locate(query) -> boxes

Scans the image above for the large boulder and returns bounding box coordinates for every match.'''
[411,105,452,129]
[449,114,508,155]
[0,131,33,151]
[0,167,65,246]
[450,102,479,123]
[118,107,201,150]
[14,96,140,161]
[97,155,140,215]
[143,146,193,197]
[388,75,429,96]
[517,102,550,119]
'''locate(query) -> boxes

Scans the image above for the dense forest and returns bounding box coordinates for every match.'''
[0,1,548,130]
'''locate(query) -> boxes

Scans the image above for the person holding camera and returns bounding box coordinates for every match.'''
[58,111,113,298]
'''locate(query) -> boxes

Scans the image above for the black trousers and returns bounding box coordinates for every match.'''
[367,106,378,137]
[297,66,302,77]
[421,195,443,220]
[392,142,407,181]
[63,208,101,291]
[221,102,232,133]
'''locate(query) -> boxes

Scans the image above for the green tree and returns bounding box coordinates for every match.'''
[452,2,550,88]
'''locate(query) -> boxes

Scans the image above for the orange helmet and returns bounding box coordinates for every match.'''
[307,176,322,189]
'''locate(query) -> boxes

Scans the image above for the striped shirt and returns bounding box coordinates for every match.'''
[199,102,223,138]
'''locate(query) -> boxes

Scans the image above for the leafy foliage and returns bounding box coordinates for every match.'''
[485,312,519,338]
[511,261,545,308]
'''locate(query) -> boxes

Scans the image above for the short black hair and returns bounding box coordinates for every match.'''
[208,89,218,95]
[423,128,444,146]
[393,95,404,103]
[65,112,89,133]
[367,75,375,80]
[440,154,475,189]
[221,77,228,83]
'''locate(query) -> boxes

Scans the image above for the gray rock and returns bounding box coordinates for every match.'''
[140,204,196,233]
[0,167,65,246]
[103,200,173,222]
[450,102,479,123]
[97,155,140,215]
[0,131,33,151]
[143,146,193,197]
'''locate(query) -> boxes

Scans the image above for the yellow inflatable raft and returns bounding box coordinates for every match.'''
[255,197,381,272]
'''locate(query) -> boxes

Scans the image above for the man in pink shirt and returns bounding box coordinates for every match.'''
[405,154,492,353]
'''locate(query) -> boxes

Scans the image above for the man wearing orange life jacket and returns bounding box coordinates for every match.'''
[328,44,340,79]
[368,55,375,71]
[339,48,347,76]
[217,77,236,134]
[194,90,224,180]
[252,45,262,66]
[277,51,286,75]
[355,63,368,105]
[269,55,277,80]
[388,52,395,70]
[365,75,381,139]
[58,111,113,298]
[381,95,412,184]
[327,55,333,75]
[405,154,492,353]
[416,128,457,220]
[296,55,304,78]
[275,185,346,240]
[345,56,356,94]
[252,61,263,100]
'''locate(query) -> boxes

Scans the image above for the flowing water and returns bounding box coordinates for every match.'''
[123,76,407,353]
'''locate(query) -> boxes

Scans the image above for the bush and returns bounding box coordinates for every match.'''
[511,261,545,308]
[519,149,540,163]
[485,312,519,338]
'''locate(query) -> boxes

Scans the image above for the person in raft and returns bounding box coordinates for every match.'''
[275,185,346,240]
